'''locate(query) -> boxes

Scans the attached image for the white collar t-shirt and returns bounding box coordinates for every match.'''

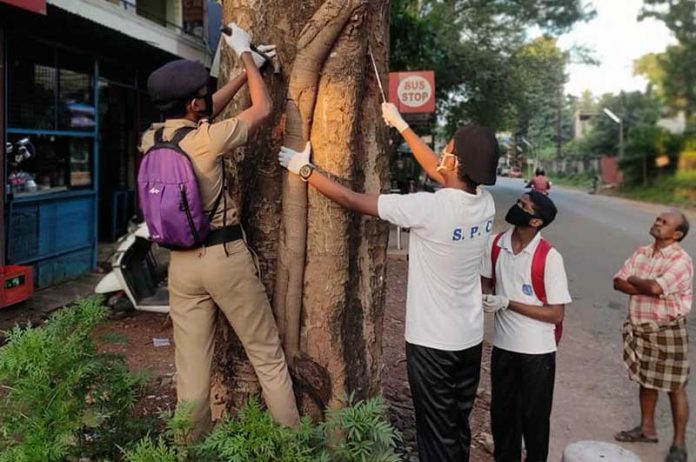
[378,187,495,351]
[481,227,572,354]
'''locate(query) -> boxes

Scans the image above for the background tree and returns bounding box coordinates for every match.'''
[507,37,567,162]
[212,0,391,420]
[639,0,696,130]
[390,0,594,133]
[564,90,679,185]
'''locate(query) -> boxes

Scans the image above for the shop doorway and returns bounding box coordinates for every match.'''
[98,80,138,241]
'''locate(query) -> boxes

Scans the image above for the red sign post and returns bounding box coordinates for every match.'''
[388,71,435,114]
[0,0,46,14]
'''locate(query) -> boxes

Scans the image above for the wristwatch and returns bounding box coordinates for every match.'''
[299,164,315,182]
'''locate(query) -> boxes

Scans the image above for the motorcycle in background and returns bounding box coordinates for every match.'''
[95,217,169,314]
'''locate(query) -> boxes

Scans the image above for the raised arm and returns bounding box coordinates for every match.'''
[235,53,272,135]
[382,103,445,185]
[221,23,272,135]
[210,72,248,120]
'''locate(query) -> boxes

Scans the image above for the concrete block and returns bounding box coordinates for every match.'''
[562,441,640,462]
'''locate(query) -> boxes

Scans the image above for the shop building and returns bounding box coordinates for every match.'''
[1,0,217,287]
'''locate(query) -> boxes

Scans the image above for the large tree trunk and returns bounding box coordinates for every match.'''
[211,0,390,421]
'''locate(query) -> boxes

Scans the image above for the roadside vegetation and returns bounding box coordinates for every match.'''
[0,298,400,462]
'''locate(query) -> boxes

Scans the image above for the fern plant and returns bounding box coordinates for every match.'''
[322,395,402,462]
[0,297,149,461]
[121,436,178,462]
[194,398,325,462]
[122,395,400,462]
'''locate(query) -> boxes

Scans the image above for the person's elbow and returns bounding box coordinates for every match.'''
[550,306,565,323]
[257,98,272,120]
[613,277,624,291]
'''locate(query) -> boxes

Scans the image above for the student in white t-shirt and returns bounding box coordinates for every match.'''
[277,102,500,462]
[480,191,571,462]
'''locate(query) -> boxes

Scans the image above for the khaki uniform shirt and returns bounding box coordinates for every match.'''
[139,118,248,228]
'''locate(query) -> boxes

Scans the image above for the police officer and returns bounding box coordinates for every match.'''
[278,102,499,462]
[140,23,299,439]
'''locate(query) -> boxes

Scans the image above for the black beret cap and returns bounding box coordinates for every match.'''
[529,190,557,227]
[147,59,209,103]
[452,126,500,185]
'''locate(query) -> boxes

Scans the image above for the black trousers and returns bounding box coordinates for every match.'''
[491,347,556,462]
[406,342,482,462]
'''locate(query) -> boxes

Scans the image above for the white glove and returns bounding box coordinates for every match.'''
[381,102,409,133]
[252,44,277,69]
[222,22,252,56]
[278,142,311,175]
[482,294,509,313]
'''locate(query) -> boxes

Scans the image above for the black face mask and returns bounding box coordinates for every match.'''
[195,93,213,118]
[505,203,537,227]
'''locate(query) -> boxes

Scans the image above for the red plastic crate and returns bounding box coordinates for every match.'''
[0,265,34,309]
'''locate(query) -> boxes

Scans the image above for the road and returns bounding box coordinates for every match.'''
[488,177,695,461]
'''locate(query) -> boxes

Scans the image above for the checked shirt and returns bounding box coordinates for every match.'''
[614,243,693,323]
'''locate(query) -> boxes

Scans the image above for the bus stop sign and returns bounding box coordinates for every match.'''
[388,71,435,114]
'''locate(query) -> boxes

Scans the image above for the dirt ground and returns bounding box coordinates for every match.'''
[8,254,494,460]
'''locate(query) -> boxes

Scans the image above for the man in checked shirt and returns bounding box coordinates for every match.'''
[613,209,692,462]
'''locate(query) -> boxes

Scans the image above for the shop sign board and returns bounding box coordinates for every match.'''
[0,0,46,14]
[388,71,435,113]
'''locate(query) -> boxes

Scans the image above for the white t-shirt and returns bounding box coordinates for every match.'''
[378,188,495,351]
[480,228,572,354]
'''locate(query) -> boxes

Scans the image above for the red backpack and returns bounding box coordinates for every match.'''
[490,232,563,345]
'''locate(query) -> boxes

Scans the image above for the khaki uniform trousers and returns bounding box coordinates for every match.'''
[168,238,299,436]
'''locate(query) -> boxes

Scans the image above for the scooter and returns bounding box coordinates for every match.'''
[94,217,170,314]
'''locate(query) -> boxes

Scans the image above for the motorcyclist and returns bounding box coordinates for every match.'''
[526,168,551,195]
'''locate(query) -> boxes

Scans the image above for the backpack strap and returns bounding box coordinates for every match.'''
[531,238,563,344]
[169,126,195,147]
[490,232,504,291]
[154,127,164,145]
[531,239,551,304]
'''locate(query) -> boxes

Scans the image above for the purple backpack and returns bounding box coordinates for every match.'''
[138,127,223,249]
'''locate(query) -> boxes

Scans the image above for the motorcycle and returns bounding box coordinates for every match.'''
[94,217,169,314]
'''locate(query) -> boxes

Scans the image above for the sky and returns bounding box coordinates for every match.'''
[556,0,676,98]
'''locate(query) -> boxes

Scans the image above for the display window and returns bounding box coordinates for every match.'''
[7,38,57,130]
[5,134,93,196]
[7,37,95,132]
[6,36,96,197]
[58,50,95,131]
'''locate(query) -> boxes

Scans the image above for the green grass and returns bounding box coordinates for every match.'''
[546,171,696,208]
[618,171,696,207]
[549,172,596,188]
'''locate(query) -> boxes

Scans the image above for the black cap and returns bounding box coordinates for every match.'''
[147,59,209,104]
[452,126,500,185]
[528,190,557,228]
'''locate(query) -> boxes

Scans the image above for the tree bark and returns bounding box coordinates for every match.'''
[212,0,390,421]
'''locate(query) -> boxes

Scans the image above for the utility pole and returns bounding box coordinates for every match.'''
[555,81,563,161]
[602,108,623,160]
